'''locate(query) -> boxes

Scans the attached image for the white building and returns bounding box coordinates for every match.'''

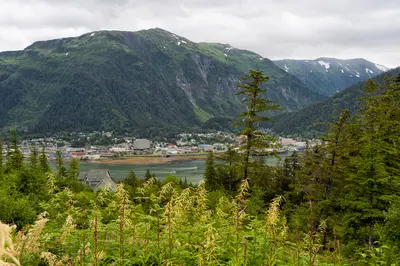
[134,139,151,150]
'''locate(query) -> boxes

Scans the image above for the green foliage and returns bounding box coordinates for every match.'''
[236,70,282,180]
[29,146,39,171]
[342,76,400,248]
[0,136,3,175]
[55,150,67,178]
[144,168,152,181]
[162,175,181,185]
[204,151,217,190]
[67,158,80,180]
[123,169,139,187]
[1,74,400,264]
[0,29,324,136]
[39,146,50,173]
[271,67,400,137]
[5,130,23,171]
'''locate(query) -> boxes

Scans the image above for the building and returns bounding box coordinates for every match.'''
[71,151,86,158]
[109,147,128,153]
[78,169,117,191]
[198,144,214,151]
[82,154,101,160]
[134,139,151,150]
[280,138,297,146]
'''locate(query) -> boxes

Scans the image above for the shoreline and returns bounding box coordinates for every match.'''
[86,154,208,165]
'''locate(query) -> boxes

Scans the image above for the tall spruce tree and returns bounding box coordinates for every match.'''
[6,130,23,171]
[39,146,51,173]
[204,151,217,190]
[235,70,281,180]
[0,137,3,175]
[67,158,80,180]
[343,77,400,249]
[56,150,67,178]
[215,145,241,193]
[124,170,138,187]
[277,151,300,194]
[145,169,152,180]
[29,146,39,170]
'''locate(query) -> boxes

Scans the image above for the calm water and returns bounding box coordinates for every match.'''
[72,152,292,184]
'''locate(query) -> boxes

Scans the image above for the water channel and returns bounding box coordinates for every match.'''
[76,152,294,184]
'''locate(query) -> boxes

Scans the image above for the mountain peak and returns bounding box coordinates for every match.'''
[274,57,389,96]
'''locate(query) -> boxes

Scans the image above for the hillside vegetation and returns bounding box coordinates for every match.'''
[270,67,400,137]
[1,71,400,265]
[0,28,324,136]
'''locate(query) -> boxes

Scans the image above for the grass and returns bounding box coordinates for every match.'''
[194,105,213,123]
[0,222,20,265]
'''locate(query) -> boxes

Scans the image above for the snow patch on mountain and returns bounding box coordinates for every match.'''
[284,65,289,72]
[365,68,374,74]
[375,64,390,72]
[318,60,330,70]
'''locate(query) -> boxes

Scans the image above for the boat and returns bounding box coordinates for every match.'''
[173,167,198,171]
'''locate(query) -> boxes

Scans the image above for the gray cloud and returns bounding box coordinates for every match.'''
[0,0,399,67]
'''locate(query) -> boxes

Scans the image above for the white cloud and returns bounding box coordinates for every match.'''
[0,0,399,67]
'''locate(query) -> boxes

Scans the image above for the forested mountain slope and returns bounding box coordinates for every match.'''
[0,28,325,136]
[274,58,389,96]
[269,67,400,137]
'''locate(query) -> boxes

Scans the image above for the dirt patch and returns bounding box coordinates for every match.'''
[88,154,208,165]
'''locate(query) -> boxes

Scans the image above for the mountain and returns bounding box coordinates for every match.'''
[273,58,389,96]
[0,28,325,136]
[269,67,400,137]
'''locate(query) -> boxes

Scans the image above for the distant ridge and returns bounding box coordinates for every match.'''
[269,67,400,137]
[274,58,389,96]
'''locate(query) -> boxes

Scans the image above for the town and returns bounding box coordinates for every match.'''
[1,130,316,162]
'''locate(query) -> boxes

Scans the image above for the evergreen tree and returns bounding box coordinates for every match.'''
[39,146,51,173]
[56,150,67,178]
[217,145,241,193]
[204,151,218,190]
[289,110,356,248]
[29,146,39,170]
[343,77,400,249]
[67,158,80,180]
[6,130,23,171]
[124,170,138,187]
[0,137,3,175]
[277,151,300,194]
[144,169,152,180]
[235,70,281,180]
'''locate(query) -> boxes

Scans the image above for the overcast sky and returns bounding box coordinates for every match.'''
[1,0,399,67]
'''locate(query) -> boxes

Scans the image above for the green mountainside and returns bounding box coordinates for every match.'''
[274,58,389,96]
[0,28,325,136]
[269,67,400,137]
